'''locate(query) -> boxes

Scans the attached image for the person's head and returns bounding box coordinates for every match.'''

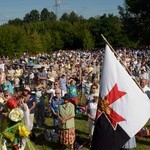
[62,93,70,104]
[54,81,59,88]
[90,85,97,94]
[70,79,76,85]
[4,91,12,101]
[61,74,65,79]
[16,65,20,69]
[0,88,3,96]
[50,65,54,71]
[40,66,45,72]
[55,88,61,98]
[93,95,99,102]
[140,78,147,88]
[16,95,25,105]
[93,77,99,83]
[23,87,31,96]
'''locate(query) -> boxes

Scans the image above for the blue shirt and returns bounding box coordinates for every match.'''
[67,85,78,98]
[51,97,64,114]
[26,95,36,114]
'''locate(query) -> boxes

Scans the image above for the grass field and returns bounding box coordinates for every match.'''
[25,114,150,150]
[24,93,150,150]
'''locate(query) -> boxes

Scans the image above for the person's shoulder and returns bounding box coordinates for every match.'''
[68,102,74,107]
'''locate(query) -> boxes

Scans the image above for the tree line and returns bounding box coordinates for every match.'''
[0,0,149,57]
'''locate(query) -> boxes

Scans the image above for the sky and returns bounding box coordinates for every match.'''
[0,0,124,24]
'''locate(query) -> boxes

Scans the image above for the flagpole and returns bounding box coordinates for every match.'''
[101,34,144,92]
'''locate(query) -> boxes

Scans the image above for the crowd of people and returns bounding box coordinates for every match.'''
[0,48,149,150]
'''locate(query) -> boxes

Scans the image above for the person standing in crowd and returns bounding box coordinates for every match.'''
[50,88,64,133]
[59,74,67,96]
[47,65,58,80]
[7,65,15,79]
[3,76,14,95]
[87,63,94,82]
[0,68,6,89]
[24,87,36,131]
[14,65,23,78]
[67,79,78,109]
[58,94,75,150]
[17,95,30,150]
[121,136,136,150]
[140,78,150,99]
[87,95,99,146]
[38,66,47,88]
[47,81,62,103]
[35,81,46,128]
[0,89,4,130]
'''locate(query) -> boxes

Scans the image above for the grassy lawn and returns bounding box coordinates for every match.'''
[24,114,150,150]
[24,93,150,150]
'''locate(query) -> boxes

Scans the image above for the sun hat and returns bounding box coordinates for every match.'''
[7,98,18,109]
[9,108,24,122]
[48,77,55,82]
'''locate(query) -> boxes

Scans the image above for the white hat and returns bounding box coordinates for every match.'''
[48,77,55,82]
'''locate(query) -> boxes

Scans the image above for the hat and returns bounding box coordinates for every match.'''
[62,93,70,101]
[24,87,31,93]
[48,77,55,82]
[7,98,18,109]
[69,79,76,84]
[92,93,99,97]
[9,108,24,122]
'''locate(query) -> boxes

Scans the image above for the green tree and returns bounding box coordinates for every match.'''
[119,0,150,45]
[49,11,57,21]
[51,31,64,50]
[8,18,23,26]
[41,9,56,21]
[0,25,28,56]
[23,13,31,23]
[60,13,69,21]
[30,10,40,22]
[23,10,40,23]
[82,29,94,49]
[41,8,50,21]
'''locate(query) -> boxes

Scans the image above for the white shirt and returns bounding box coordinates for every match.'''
[87,101,98,123]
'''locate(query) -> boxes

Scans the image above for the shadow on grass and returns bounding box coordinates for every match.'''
[75,114,88,120]
[76,128,89,136]
[74,135,90,149]
[31,132,60,150]
[136,137,150,146]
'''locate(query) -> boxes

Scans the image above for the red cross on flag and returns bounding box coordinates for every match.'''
[91,45,150,150]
